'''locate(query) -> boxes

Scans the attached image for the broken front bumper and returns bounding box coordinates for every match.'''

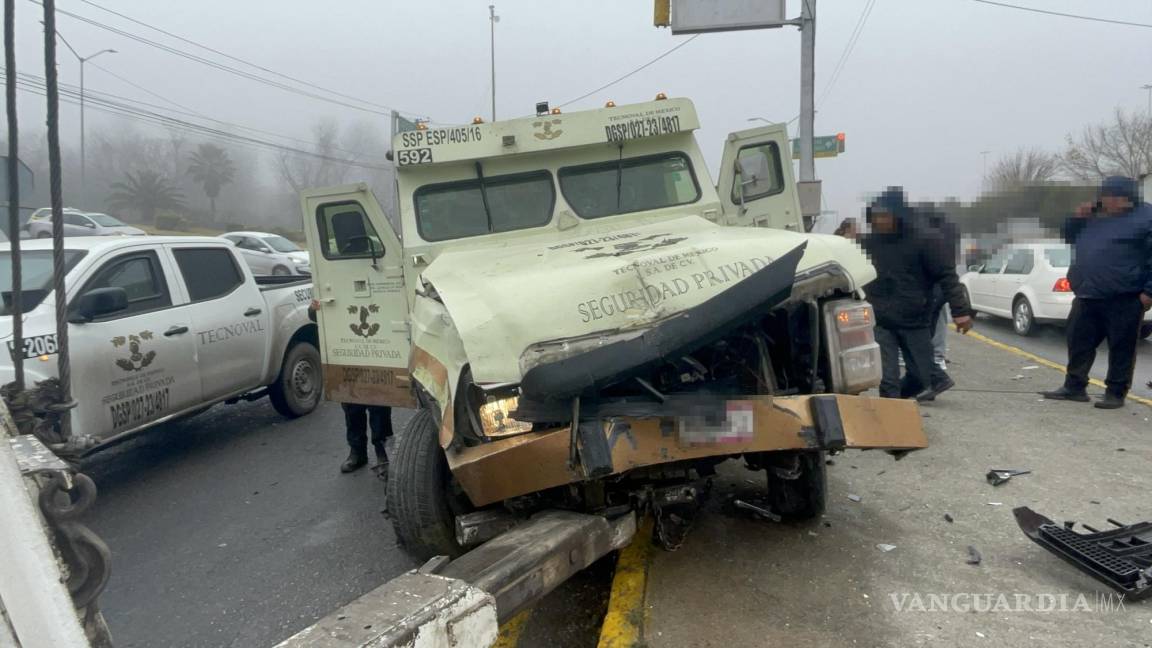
[447,394,927,506]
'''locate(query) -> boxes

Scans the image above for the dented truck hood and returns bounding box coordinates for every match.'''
[421,216,876,383]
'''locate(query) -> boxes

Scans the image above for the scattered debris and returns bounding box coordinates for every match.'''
[1090,500,1101,505]
[1117,448,1126,452]
[847,493,863,502]
[944,513,955,523]
[976,632,986,639]
[986,502,1003,506]
[825,458,836,466]
[744,479,758,486]
[1021,365,1039,370]
[1011,374,1025,381]
[1014,507,1152,600]
[876,470,886,476]
[876,543,897,552]
[823,521,832,528]
[966,545,983,565]
[807,531,819,537]
[850,465,858,470]
[986,468,1031,486]
[734,499,782,522]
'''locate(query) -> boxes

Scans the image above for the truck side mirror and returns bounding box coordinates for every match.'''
[69,287,129,323]
[346,235,384,269]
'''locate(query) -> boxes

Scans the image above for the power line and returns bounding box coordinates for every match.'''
[816,0,877,108]
[969,0,1152,29]
[4,71,392,170]
[558,35,701,108]
[29,0,436,121]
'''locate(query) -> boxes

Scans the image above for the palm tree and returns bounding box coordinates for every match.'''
[187,143,236,221]
[107,170,185,225]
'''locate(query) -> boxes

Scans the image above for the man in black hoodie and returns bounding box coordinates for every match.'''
[860,188,975,400]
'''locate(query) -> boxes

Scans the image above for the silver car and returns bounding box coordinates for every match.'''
[221,231,311,276]
[25,208,147,238]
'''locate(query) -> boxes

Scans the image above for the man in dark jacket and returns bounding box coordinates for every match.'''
[1041,176,1152,409]
[860,188,974,400]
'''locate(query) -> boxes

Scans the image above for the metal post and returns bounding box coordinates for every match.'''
[41,0,71,439]
[1143,84,1152,117]
[489,4,497,122]
[78,58,84,190]
[5,0,24,390]
[798,0,816,183]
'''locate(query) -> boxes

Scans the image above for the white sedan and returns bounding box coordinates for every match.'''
[959,241,1152,337]
[221,231,311,276]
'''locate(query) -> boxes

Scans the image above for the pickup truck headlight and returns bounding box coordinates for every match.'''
[822,299,882,394]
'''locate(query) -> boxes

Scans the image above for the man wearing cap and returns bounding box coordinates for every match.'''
[1042,176,1152,409]
[860,188,975,400]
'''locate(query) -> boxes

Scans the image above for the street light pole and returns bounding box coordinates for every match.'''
[489,5,498,122]
[55,31,114,193]
[797,0,816,184]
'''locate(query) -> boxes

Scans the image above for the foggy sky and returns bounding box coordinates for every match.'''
[6,0,1152,227]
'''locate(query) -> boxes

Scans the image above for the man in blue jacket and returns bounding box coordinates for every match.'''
[1041,176,1152,409]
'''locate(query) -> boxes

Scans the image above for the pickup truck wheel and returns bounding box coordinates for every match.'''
[766,450,826,520]
[388,409,468,561]
[269,341,321,418]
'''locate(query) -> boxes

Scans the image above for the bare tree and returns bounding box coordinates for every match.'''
[1062,108,1152,181]
[986,148,1060,192]
[276,120,348,192]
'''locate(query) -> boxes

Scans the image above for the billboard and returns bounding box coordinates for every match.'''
[670,0,788,34]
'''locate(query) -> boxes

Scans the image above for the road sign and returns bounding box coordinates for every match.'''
[790,133,845,159]
[666,0,787,33]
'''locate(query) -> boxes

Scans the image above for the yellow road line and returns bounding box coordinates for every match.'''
[597,517,654,648]
[965,330,1152,407]
[493,608,532,648]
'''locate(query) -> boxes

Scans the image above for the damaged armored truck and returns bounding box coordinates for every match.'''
[301,96,927,559]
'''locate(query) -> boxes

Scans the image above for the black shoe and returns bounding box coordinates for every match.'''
[916,376,956,402]
[1040,387,1090,402]
[340,452,368,473]
[1094,394,1125,409]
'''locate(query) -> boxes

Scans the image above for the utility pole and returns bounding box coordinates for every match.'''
[1142,84,1152,117]
[489,4,498,122]
[797,0,816,184]
[56,30,114,193]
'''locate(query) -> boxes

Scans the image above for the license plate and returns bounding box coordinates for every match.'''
[677,401,755,446]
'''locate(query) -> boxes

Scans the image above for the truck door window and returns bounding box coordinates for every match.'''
[558,152,700,219]
[316,202,386,259]
[731,142,785,202]
[172,248,244,302]
[414,171,554,242]
[81,251,171,317]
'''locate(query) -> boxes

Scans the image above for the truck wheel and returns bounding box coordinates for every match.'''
[388,409,468,561]
[766,450,826,519]
[269,341,321,418]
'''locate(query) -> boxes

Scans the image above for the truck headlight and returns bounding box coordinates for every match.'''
[822,300,882,394]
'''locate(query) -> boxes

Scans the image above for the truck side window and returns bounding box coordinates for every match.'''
[82,251,171,317]
[316,202,384,259]
[732,142,785,203]
[173,248,244,302]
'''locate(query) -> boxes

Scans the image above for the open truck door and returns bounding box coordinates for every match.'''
[716,125,804,231]
[301,184,415,408]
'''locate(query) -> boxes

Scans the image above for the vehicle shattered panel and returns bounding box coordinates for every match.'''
[448,394,926,506]
[420,216,873,384]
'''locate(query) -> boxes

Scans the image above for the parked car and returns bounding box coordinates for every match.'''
[0,236,320,455]
[222,231,310,276]
[25,208,147,238]
[959,241,1152,337]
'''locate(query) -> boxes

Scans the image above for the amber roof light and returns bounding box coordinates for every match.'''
[655,92,667,100]
[472,116,485,124]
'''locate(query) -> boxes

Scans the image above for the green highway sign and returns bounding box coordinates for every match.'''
[791,133,845,159]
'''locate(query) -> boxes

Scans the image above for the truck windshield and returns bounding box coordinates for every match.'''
[414,171,554,242]
[559,152,700,219]
[0,250,87,315]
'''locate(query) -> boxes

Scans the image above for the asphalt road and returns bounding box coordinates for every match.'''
[963,312,1152,399]
[79,399,607,648]
[80,401,418,648]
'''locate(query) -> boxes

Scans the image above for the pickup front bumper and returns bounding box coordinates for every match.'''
[447,393,927,506]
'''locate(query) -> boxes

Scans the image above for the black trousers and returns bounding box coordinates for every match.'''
[875,325,938,398]
[1063,296,1144,397]
[342,403,393,458]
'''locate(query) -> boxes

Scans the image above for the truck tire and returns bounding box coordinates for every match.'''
[268,341,321,418]
[767,450,826,520]
[388,409,467,561]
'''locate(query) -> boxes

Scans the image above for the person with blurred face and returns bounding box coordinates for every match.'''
[860,188,974,400]
[834,218,859,239]
[1042,176,1152,409]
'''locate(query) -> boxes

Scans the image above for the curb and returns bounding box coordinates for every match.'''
[493,608,532,648]
[597,517,654,648]
[965,330,1152,408]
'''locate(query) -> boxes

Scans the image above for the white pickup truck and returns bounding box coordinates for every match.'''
[0,236,321,455]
